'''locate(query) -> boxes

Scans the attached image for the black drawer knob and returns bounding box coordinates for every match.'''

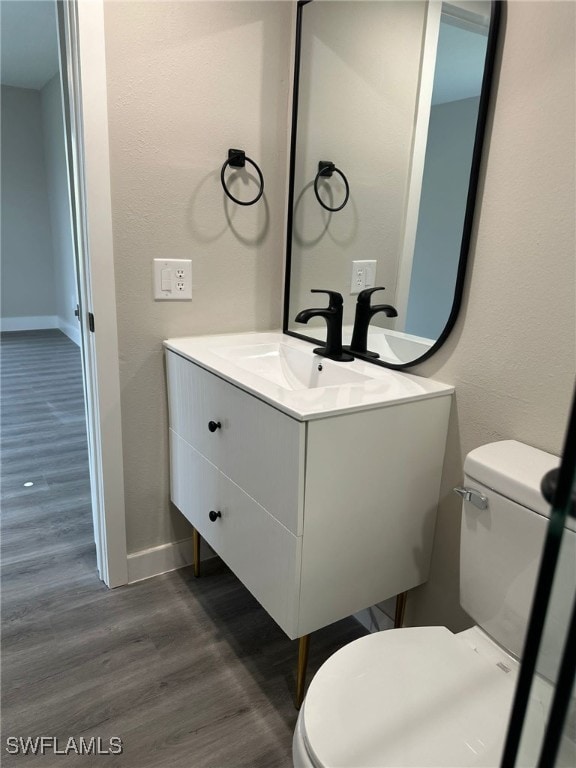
[208,420,221,433]
[209,510,222,522]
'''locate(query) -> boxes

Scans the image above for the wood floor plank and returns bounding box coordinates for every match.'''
[1,330,367,767]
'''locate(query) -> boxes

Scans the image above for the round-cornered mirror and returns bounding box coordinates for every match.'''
[283,0,502,369]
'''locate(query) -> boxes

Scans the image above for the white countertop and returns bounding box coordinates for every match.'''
[164,331,453,421]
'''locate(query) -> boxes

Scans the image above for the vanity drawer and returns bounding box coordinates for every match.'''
[166,351,305,535]
[170,430,301,637]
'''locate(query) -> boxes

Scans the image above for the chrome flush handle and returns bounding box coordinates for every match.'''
[453,486,489,510]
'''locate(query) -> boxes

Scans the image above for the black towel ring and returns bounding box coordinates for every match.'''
[314,161,350,212]
[221,149,264,206]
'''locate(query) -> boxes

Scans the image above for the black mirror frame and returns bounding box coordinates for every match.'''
[283,0,504,370]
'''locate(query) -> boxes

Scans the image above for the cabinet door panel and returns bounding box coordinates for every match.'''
[167,352,304,534]
[297,396,451,636]
[170,430,301,637]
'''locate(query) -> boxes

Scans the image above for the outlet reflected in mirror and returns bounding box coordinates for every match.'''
[284,0,502,368]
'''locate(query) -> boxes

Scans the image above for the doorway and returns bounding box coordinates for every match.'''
[0,0,97,581]
[1,0,128,588]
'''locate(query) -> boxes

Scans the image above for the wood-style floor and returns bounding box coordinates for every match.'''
[1,330,366,767]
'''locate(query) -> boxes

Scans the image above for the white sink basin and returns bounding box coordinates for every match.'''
[164,332,453,420]
[212,342,373,391]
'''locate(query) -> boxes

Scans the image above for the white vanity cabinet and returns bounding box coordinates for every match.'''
[165,340,452,640]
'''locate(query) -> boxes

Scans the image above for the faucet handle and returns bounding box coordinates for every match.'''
[310,289,344,309]
[357,287,386,305]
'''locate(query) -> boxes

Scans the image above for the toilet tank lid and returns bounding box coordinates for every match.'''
[464,440,559,517]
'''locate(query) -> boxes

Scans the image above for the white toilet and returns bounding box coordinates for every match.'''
[293,440,575,768]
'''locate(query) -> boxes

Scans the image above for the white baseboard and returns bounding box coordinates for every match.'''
[354,603,396,633]
[0,315,81,346]
[58,317,81,346]
[127,536,216,584]
[377,597,397,622]
[0,315,58,332]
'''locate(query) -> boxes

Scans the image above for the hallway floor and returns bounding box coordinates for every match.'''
[1,330,367,767]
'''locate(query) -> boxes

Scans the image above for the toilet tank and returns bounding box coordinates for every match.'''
[460,440,565,661]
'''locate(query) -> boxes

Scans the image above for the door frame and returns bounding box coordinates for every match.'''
[57,0,128,587]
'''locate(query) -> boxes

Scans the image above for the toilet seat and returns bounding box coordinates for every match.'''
[296,626,533,768]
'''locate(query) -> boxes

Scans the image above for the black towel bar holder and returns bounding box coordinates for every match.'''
[221,149,264,206]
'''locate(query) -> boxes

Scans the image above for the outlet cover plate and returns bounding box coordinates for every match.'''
[350,260,377,295]
[154,259,192,300]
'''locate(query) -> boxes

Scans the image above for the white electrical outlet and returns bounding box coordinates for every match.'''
[154,259,192,300]
[350,260,377,294]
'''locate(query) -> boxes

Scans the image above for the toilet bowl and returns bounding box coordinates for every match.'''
[293,441,575,768]
[293,625,561,767]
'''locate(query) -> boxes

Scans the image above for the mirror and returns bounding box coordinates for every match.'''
[284,0,502,368]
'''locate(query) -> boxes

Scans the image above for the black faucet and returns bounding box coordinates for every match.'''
[295,290,354,362]
[346,287,397,358]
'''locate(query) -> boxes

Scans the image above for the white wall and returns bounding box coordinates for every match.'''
[1,85,57,327]
[103,1,293,556]
[41,74,79,345]
[407,0,575,630]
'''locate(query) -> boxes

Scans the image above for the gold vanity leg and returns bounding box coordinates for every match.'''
[395,591,407,628]
[295,634,311,710]
[192,528,201,578]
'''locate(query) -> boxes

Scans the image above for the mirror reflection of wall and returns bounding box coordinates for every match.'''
[402,3,489,339]
[290,0,426,333]
[287,0,493,367]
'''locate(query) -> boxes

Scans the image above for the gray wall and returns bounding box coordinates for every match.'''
[408,0,575,630]
[1,85,57,324]
[103,1,292,555]
[41,74,78,343]
[0,80,77,342]
[406,96,480,339]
